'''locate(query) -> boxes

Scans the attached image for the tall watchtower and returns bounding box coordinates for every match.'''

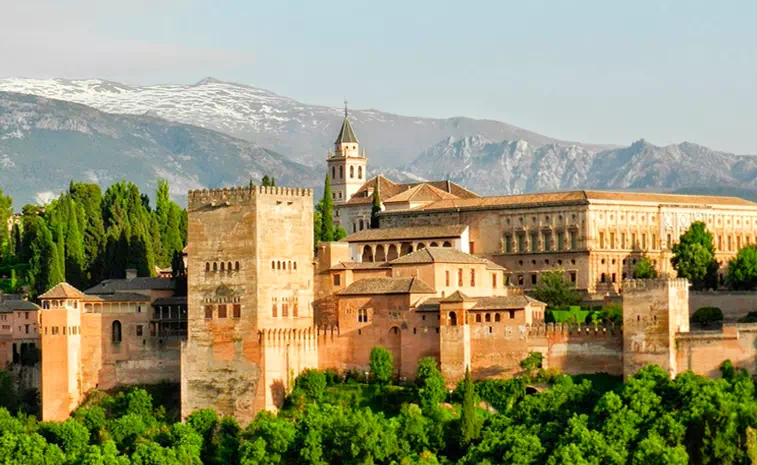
[182,185,316,424]
[326,103,368,205]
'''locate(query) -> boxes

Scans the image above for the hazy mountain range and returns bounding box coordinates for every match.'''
[2,77,757,206]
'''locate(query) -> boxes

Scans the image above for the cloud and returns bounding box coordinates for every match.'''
[0,0,248,83]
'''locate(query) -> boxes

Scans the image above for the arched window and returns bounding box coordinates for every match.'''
[235,261,240,271]
[282,301,289,317]
[362,245,374,262]
[112,320,122,344]
[475,314,482,323]
[293,262,297,270]
[387,244,398,261]
[205,262,210,272]
[220,262,225,272]
[392,327,399,335]
[375,245,386,262]
[350,166,354,178]
[485,313,491,322]
[495,313,501,322]
[332,167,336,179]
[227,262,232,272]
[359,219,364,230]
[213,263,218,272]
[442,241,452,248]
[293,301,299,317]
[430,242,438,247]
[339,166,344,179]
[449,312,458,326]
[271,261,275,270]
[272,302,278,318]
[358,166,363,179]
[417,243,426,250]
[277,261,281,270]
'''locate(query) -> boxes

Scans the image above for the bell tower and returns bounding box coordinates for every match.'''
[326,101,368,206]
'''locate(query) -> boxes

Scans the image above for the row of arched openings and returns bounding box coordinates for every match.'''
[361,241,453,262]
[271,260,297,271]
[330,165,363,181]
[206,261,240,272]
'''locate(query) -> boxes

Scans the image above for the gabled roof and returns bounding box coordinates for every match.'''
[384,183,460,204]
[337,277,436,296]
[389,247,505,270]
[344,175,479,206]
[344,225,468,243]
[39,282,86,299]
[335,116,359,144]
[85,277,175,295]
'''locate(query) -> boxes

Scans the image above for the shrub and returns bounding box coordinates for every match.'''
[739,312,757,323]
[691,306,724,326]
[294,369,327,403]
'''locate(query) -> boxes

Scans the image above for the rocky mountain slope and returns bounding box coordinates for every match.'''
[404,136,757,196]
[0,92,319,206]
[0,77,585,167]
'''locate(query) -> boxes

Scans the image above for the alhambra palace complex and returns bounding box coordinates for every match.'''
[12,114,757,422]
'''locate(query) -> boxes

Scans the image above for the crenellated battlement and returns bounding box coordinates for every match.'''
[187,185,314,208]
[623,278,689,292]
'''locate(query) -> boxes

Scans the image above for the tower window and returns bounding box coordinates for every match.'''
[340,166,344,179]
[350,166,354,178]
[112,320,122,344]
[358,166,362,179]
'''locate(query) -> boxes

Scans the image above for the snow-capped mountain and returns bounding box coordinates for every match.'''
[0,92,319,206]
[403,136,757,196]
[0,77,577,167]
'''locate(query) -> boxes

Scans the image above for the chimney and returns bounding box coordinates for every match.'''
[125,269,138,280]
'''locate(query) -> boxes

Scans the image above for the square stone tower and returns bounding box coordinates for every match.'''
[622,278,690,379]
[182,186,316,424]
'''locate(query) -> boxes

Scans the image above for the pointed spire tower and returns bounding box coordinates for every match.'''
[327,100,368,209]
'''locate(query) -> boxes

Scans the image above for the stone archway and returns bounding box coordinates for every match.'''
[400,242,414,256]
[387,244,398,261]
[375,245,386,262]
[442,241,452,247]
[361,245,374,262]
[417,243,426,250]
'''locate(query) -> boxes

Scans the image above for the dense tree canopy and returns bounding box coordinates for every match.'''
[531,269,581,308]
[633,256,658,279]
[726,245,757,290]
[672,221,719,290]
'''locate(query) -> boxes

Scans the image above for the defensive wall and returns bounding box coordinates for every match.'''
[690,291,757,321]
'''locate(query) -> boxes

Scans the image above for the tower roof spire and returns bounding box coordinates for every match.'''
[335,100,359,145]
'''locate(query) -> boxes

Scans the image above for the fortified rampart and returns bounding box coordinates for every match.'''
[690,291,757,321]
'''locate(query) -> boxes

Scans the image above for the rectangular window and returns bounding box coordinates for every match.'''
[610,232,615,249]
[293,301,299,318]
[531,274,537,285]
[642,234,647,249]
[718,235,722,250]
[509,310,515,319]
[570,271,577,283]
[272,303,278,318]
[136,325,143,337]
[631,233,637,249]
[469,242,475,253]
[518,274,524,286]
[445,270,450,287]
[233,304,241,318]
[621,233,626,249]
[531,233,539,252]
[25,324,29,334]
[25,312,29,320]
[204,305,213,320]
[599,232,605,249]
[546,232,553,251]
[458,269,463,286]
[518,234,525,253]
[218,304,227,318]
[557,232,565,251]
[470,269,476,287]
[669,234,674,249]
[333,274,341,286]
[570,231,578,250]
[612,273,617,283]
[492,273,497,288]
[652,234,657,249]
[282,303,289,318]
[728,235,733,251]
[505,234,512,253]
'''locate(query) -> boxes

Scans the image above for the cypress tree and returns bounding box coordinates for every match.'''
[370,180,381,229]
[155,180,170,266]
[460,365,478,446]
[27,217,56,297]
[0,189,12,262]
[164,203,184,262]
[179,209,188,247]
[54,223,66,284]
[321,175,334,242]
[313,210,323,247]
[65,200,85,287]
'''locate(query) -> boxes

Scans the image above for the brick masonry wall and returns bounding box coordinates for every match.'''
[690,292,757,321]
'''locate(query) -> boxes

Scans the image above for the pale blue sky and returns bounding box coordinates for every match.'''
[1,0,756,153]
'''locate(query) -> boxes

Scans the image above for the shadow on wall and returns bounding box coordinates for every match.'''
[270,379,286,409]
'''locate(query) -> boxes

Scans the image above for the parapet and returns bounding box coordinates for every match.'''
[188,185,314,209]
[528,322,622,337]
[623,278,689,292]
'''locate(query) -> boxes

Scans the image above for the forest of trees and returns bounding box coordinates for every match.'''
[0,180,187,297]
[2,348,757,465]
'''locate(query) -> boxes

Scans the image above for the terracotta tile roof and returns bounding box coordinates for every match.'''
[344,225,467,243]
[472,295,544,310]
[337,277,436,296]
[384,183,460,204]
[0,300,40,313]
[345,176,479,206]
[409,190,757,213]
[439,291,473,303]
[83,293,151,303]
[85,277,175,294]
[389,247,505,270]
[39,282,86,299]
[330,262,390,270]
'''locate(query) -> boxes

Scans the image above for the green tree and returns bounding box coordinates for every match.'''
[261,176,273,187]
[370,181,381,229]
[671,221,718,290]
[369,346,394,385]
[155,179,171,265]
[65,198,86,287]
[0,189,13,262]
[26,217,59,297]
[633,256,658,279]
[531,269,581,307]
[416,358,446,413]
[726,244,757,290]
[294,369,327,403]
[69,182,106,285]
[460,366,479,446]
[320,176,334,242]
